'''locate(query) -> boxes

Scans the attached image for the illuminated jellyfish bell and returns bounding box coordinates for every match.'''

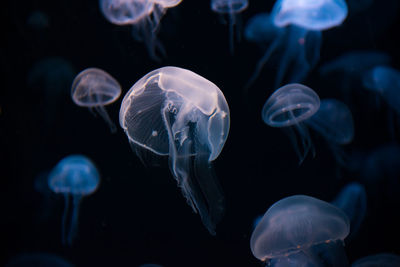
[262,83,320,164]
[331,182,367,241]
[119,66,230,235]
[71,67,121,133]
[99,0,182,61]
[211,0,249,53]
[250,195,350,266]
[6,253,73,267]
[352,253,400,267]
[48,155,100,245]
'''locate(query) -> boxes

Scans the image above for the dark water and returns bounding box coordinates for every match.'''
[2,0,400,266]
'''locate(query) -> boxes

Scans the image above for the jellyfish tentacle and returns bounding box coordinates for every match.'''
[94,105,117,133]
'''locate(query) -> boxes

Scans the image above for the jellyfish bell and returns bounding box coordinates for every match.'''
[99,0,154,26]
[250,195,350,266]
[71,67,121,133]
[262,83,320,163]
[120,66,230,235]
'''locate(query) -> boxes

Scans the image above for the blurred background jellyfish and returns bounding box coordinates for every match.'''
[250,195,350,266]
[305,98,354,167]
[99,0,182,61]
[351,253,400,267]
[244,0,348,90]
[48,155,100,245]
[211,0,249,54]
[71,67,121,133]
[120,66,230,235]
[262,83,320,164]
[26,10,50,30]
[331,182,367,241]
[6,253,73,267]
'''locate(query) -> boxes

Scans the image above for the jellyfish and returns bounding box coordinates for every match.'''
[245,0,347,90]
[71,67,121,133]
[250,195,350,266]
[26,10,50,30]
[48,155,100,245]
[211,0,249,54]
[331,182,367,241]
[119,66,230,235]
[352,253,400,267]
[99,0,182,61]
[6,253,73,267]
[305,98,354,167]
[262,83,320,164]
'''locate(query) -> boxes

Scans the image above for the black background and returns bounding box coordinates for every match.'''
[2,0,400,266]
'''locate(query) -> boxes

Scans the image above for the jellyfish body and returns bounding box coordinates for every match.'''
[331,182,367,241]
[211,0,249,54]
[100,0,182,61]
[119,66,230,235]
[48,155,100,245]
[71,67,121,133]
[250,195,350,266]
[262,83,320,163]
[352,253,400,267]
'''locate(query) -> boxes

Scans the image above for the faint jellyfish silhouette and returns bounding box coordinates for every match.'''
[245,0,348,90]
[305,98,354,167]
[262,83,320,164]
[99,0,182,61]
[71,67,121,133]
[211,0,249,54]
[48,155,100,245]
[6,253,73,267]
[331,182,367,241]
[250,195,350,266]
[352,253,400,267]
[26,10,50,30]
[120,66,230,235]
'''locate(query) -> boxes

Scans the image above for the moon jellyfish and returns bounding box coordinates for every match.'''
[305,98,354,167]
[99,0,182,61]
[119,66,230,235]
[250,195,350,266]
[331,182,367,241]
[48,155,100,245]
[262,83,320,164]
[211,0,249,54]
[6,253,73,267]
[352,253,400,267]
[71,67,121,133]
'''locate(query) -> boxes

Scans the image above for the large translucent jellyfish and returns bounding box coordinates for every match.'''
[250,195,350,266]
[119,66,230,235]
[211,0,249,54]
[305,98,354,166]
[352,253,400,267]
[71,67,122,133]
[6,253,73,267]
[245,0,348,89]
[48,155,100,245]
[331,182,367,241]
[262,83,320,164]
[99,0,182,61]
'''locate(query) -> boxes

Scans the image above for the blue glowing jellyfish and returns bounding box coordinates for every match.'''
[211,0,249,53]
[262,83,320,164]
[100,0,182,61]
[250,195,350,266]
[120,66,230,235]
[245,0,347,90]
[71,68,122,133]
[6,253,73,267]
[352,253,400,267]
[331,182,367,241]
[48,155,100,245]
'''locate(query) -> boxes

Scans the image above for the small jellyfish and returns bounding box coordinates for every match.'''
[48,155,100,245]
[211,0,249,54]
[119,66,230,235]
[352,253,400,267]
[245,0,347,90]
[99,0,182,61]
[262,83,320,164]
[331,182,367,241]
[6,253,73,267]
[71,67,121,133]
[250,195,350,266]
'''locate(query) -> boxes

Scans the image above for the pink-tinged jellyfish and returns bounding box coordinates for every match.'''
[119,66,230,235]
[71,67,122,133]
